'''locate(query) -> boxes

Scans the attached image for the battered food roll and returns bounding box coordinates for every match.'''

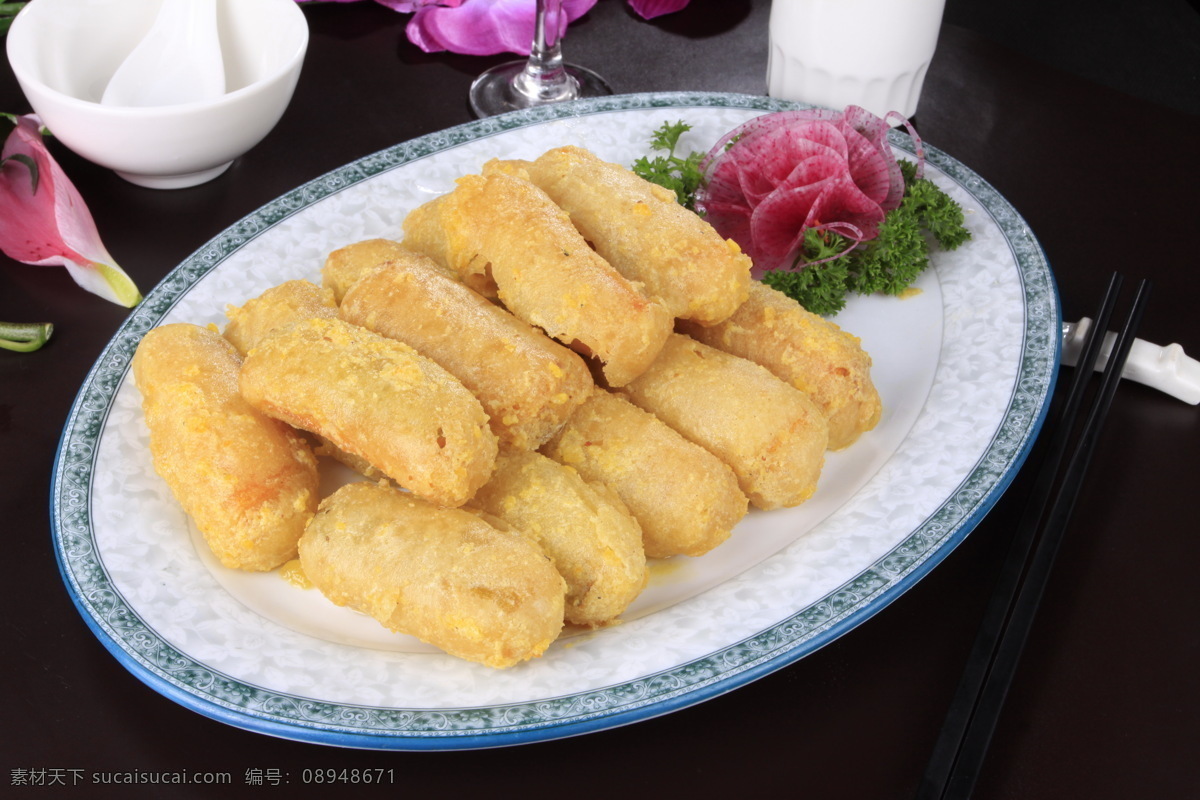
[299,481,566,669]
[470,449,648,628]
[542,391,748,558]
[339,257,594,450]
[132,323,319,571]
[680,281,882,450]
[401,166,673,387]
[222,281,379,478]
[223,279,337,355]
[399,196,470,289]
[525,146,752,324]
[619,333,829,510]
[321,238,430,302]
[239,317,498,508]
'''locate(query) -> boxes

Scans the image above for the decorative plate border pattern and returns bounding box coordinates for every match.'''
[50,92,1059,749]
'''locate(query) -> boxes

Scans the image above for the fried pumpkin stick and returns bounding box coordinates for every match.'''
[221,279,386,479]
[300,481,566,669]
[402,165,673,387]
[240,317,498,508]
[132,323,320,571]
[541,390,748,558]
[524,145,752,325]
[340,255,593,450]
[321,238,418,303]
[471,449,647,628]
[680,281,882,451]
[223,279,338,356]
[619,333,829,510]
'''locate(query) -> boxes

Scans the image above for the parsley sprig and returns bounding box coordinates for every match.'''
[631,121,705,211]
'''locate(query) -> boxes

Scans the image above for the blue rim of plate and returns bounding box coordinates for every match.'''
[49,91,1060,750]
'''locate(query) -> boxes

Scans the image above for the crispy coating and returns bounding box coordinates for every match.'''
[470,449,648,627]
[239,317,498,508]
[619,333,829,510]
[339,257,594,449]
[541,391,748,558]
[299,481,566,668]
[221,280,375,476]
[321,238,428,302]
[132,323,319,571]
[525,146,751,324]
[401,165,673,387]
[222,279,337,355]
[680,281,882,450]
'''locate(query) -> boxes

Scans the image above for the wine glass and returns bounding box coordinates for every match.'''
[469,0,613,118]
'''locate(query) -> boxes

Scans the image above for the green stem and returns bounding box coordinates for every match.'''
[0,321,53,352]
[0,3,27,36]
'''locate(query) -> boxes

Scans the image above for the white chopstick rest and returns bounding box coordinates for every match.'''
[1062,318,1200,405]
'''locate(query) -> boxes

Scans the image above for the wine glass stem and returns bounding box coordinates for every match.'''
[513,0,579,103]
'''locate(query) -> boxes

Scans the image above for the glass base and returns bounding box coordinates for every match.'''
[469,59,613,118]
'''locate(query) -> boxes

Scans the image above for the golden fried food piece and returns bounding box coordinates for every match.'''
[239,317,498,508]
[221,279,385,478]
[321,238,426,302]
[132,323,319,571]
[299,481,566,669]
[680,281,882,450]
[401,166,673,387]
[470,449,648,628]
[399,195,466,287]
[542,391,748,558]
[525,146,752,324]
[339,257,593,450]
[222,279,338,355]
[619,333,829,510]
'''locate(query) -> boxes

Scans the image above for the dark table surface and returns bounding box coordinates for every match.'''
[3,2,1197,798]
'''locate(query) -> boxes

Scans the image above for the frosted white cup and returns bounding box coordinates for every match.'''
[766,0,946,120]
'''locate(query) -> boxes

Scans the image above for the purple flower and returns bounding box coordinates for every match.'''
[407,0,596,55]
[296,0,691,55]
[626,0,690,19]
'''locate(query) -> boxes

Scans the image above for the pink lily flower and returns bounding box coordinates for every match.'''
[295,0,691,55]
[407,0,596,55]
[626,0,691,19]
[0,114,141,308]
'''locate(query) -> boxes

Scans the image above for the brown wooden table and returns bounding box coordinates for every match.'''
[3,2,1197,797]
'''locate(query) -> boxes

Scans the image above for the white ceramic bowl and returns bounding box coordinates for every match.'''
[7,0,308,189]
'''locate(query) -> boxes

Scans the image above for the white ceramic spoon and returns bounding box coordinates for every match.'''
[101,0,225,107]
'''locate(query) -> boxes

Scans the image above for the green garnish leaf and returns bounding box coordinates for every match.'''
[845,196,931,297]
[632,121,705,211]
[762,231,854,317]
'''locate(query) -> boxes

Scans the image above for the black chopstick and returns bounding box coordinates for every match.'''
[915,272,1124,797]
[917,273,1152,799]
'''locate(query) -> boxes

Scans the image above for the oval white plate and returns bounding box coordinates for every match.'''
[51,92,1059,749]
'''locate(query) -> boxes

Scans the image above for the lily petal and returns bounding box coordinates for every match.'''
[372,0,466,11]
[407,0,598,56]
[0,115,141,308]
[627,0,690,19]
